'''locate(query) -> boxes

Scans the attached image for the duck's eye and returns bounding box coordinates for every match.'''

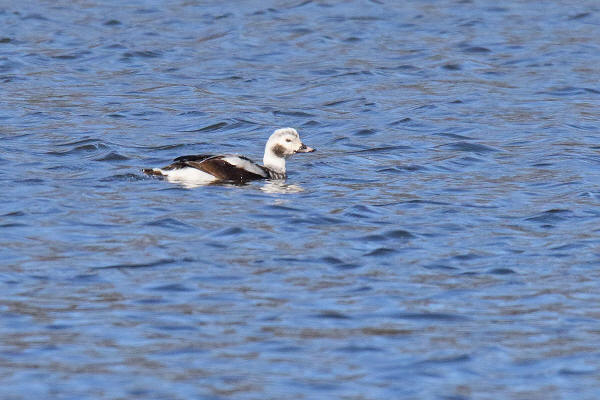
[285,138,292,142]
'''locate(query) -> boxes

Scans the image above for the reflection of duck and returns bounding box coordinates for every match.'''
[143,128,315,185]
[261,181,304,194]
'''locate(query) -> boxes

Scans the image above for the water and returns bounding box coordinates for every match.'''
[2,0,600,398]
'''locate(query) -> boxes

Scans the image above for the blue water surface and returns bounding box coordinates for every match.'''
[1,0,600,398]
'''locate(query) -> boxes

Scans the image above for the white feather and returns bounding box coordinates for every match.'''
[221,156,267,177]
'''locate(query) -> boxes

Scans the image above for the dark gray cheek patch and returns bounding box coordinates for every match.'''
[272,144,286,157]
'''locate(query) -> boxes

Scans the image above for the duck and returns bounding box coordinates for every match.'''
[143,127,315,184]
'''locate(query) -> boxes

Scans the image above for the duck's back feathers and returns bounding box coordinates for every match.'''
[192,155,268,182]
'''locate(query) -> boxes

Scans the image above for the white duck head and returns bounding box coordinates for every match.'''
[263,128,315,174]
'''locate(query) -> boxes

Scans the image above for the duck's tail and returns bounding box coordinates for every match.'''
[142,168,164,176]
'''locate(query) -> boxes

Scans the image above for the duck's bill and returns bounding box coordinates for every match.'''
[296,143,316,153]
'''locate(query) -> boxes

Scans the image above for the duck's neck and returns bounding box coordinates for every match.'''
[263,151,286,176]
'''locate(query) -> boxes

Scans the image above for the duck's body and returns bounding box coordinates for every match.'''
[143,128,314,185]
[144,154,284,183]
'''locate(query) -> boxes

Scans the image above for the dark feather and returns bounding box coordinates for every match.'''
[161,161,190,171]
[190,157,267,182]
[173,154,214,162]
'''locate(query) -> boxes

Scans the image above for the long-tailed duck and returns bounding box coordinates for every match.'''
[143,127,315,184]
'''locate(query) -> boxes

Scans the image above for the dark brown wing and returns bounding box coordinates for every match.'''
[187,157,267,182]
